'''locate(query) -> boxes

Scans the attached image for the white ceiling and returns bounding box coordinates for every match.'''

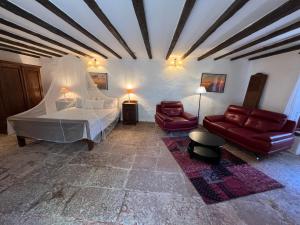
[0,0,299,61]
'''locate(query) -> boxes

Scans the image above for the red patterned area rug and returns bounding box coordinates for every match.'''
[162,136,284,204]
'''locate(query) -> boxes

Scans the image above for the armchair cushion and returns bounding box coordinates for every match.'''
[161,101,182,108]
[161,107,183,117]
[182,112,197,121]
[156,112,173,122]
[252,132,294,142]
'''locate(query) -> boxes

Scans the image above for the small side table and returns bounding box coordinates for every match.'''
[122,100,138,125]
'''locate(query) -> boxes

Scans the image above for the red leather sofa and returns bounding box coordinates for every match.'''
[203,105,296,156]
[155,101,198,132]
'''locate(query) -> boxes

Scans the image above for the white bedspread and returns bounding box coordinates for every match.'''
[39,107,119,139]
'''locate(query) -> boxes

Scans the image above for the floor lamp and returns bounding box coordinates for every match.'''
[196,86,207,123]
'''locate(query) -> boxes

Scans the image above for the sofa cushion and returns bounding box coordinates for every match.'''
[224,105,251,126]
[225,113,248,126]
[227,127,257,138]
[205,115,225,122]
[226,105,252,115]
[227,127,270,152]
[161,107,183,117]
[214,122,239,130]
[244,109,287,133]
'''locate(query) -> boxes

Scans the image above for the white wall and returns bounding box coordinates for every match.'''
[0,50,41,66]
[249,51,300,114]
[86,58,250,122]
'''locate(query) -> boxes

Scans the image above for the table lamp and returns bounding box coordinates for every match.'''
[127,88,133,102]
[60,87,70,99]
[196,86,206,123]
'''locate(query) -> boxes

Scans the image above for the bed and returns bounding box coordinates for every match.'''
[8,97,120,150]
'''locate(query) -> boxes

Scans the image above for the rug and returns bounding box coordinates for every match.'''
[162,136,284,204]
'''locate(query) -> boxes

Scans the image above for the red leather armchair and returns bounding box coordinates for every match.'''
[203,105,296,156]
[155,101,198,132]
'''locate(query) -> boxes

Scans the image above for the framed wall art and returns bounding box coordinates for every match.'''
[201,73,227,93]
[89,72,108,90]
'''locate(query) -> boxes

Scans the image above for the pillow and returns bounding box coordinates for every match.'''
[75,98,83,108]
[224,112,248,127]
[244,117,285,133]
[104,99,118,109]
[83,99,104,109]
[161,107,183,117]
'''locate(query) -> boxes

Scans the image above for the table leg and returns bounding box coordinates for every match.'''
[17,136,26,147]
[188,140,195,158]
[87,140,94,151]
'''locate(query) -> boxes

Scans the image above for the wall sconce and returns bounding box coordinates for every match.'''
[88,59,100,67]
[170,57,183,67]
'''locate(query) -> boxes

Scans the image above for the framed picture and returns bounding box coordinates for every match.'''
[89,72,108,90]
[201,73,227,93]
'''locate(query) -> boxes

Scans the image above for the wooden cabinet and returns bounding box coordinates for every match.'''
[122,101,138,125]
[21,66,43,108]
[243,73,268,109]
[0,60,43,133]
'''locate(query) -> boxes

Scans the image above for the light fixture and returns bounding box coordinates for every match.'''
[196,86,206,123]
[60,87,70,99]
[170,57,183,67]
[88,59,100,67]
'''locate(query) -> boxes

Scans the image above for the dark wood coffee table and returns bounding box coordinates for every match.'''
[188,130,225,163]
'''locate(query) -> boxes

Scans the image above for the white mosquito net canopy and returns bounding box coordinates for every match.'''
[8,55,120,143]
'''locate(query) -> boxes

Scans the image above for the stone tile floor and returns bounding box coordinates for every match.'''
[0,122,299,225]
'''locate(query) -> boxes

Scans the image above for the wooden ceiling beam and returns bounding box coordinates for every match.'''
[36,0,122,59]
[0,36,62,57]
[197,0,300,61]
[0,47,40,58]
[231,35,300,60]
[249,44,300,60]
[132,0,152,59]
[0,0,108,59]
[166,0,196,60]
[0,42,51,58]
[215,20,300,60]
[182,0,248,60]
[84,0,136,59]
[0,18,91,58]
[0,29,67,55]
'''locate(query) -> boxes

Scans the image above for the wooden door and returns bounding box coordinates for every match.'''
[0,96,6,133]
[243,73,268,108]
[0,63,27,132]
[22,66,43,109]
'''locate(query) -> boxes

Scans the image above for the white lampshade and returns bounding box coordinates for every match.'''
[196,86,207,94]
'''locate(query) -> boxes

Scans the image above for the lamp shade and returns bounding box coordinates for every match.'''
[196,86,206,94]
[60,87,70,94]
[127,88,133,94]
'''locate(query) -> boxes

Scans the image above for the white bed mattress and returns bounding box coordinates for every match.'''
[39,107,119,139]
